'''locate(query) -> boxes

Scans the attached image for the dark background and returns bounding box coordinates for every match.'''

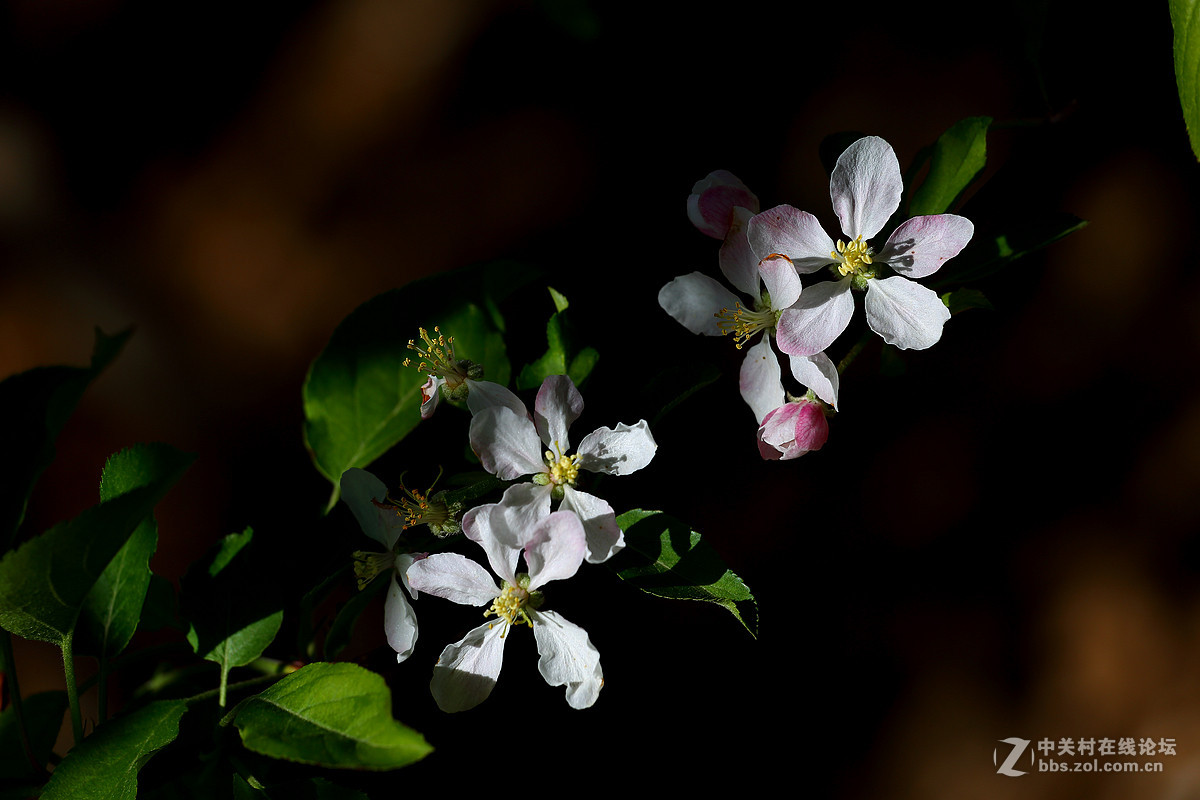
[3,0,1200,797]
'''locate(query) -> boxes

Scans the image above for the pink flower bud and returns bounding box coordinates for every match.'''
[756,399,828,461]
[687,170,760,239]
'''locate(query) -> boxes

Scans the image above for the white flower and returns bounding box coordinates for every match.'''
[745,136,974,354]
[340,468,427,663]
[468,374,656,563]
[406,507,602,712]
[659,204,840,413]
[404,326,524,419]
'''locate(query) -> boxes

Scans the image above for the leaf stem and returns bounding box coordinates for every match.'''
[60,630,84,744]
[1,630,41,774]
[836,331,873,375]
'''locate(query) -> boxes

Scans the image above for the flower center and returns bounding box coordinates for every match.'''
[351,550,396,590]
[714,302,778,350]
[544,447,581,486]
[832,236,875,277]
[485,581,534,635]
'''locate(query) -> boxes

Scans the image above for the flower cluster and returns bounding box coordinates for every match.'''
[660,136,973,458]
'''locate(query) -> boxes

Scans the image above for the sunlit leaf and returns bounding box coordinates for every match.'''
[908,116,991,217]
[1172,0,1200,160]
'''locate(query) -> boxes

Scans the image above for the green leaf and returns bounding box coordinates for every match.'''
[303,265,512,508]
[0,446,193,645]
[908,116,991,217]
[77,444,182,660]
[182,528,284,697]
[39,699,187,800]
[611,509,757,637]
[516,287,598,390]
[931,213,1088,288]
[0,690,66,791]
[223,662,432,770]
[940,288,994,315]
[1172,0,1200,160]
[0,328,131,552]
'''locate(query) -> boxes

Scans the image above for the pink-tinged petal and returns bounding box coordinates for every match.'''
[774,278,854,357]
[876,214,974,279]
[718,207,761,297]
[830,136,902,240]
[531,609,602,708]
[788,351,840,410]
[339,468,404,551]
[746,205,836,273]
[469,405,545,480]
[658,272,741,336]
[535,375,584,452]
[384,573,419,663]
[406,552,499,606]
[419,375,444,419]
[463,494,547,583]
[739,336,784,424]
[864,276,951,350]
[757,401,828,460]
[575,420,657,476]
[465,380,529,418]
[524,510,587,590]
[560,487,623,563]
[687,170,760,239]
[758,254,802,309]
[430,622,507,713]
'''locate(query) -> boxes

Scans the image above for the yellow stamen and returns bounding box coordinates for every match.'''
[714,302,777,350]
[402,326,461,383]
[544,448,582,486]
[484,584,533,636]
[832,235,874,277]
[351,550,395,590]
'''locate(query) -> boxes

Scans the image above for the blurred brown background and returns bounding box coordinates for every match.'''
[3,0,1200,797]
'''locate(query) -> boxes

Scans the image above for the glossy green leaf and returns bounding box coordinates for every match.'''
[516,287,598,390]
[303,265,512,509]
[0,328,131,552]
[0,690,66,792]
[908,116,991,217]
[0,446,193,645]
[1172,0,1200,160]
[223,662,432,770]
[941,288,994,315]
[182,528,284,696]
[39,699,187,800]
[611,509,757,637]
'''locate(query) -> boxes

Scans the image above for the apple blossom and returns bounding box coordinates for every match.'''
[406,506,602,712]
[745,136,974,354]
[468,374,656,563]
[756,397,829,460]
[687,169,760,239]
[403,325,525,419]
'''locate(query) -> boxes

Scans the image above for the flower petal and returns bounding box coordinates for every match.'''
[531,609,603,709]
[463,497,539,583]
[524,510,587,590]
[758,254,802,309]
[560,487,623,563]
[774,278,854,357]
[739,336,784,424]
[465,380,529,418]
[469,405,546,480]
[687,170,759,239]
[575,420,657,476]
[339,468,403,551]
[430,622,507,713]
[535,375,584,452]
[419,375,444,420]
[718,206,761,297]
[406,552,499,606]
[657,272,741,336]
[864,276,951,350]
[830,136,902,240]
[788,351,840,410]
[757,401,828,460]
[384,573,419,663]
[877,214,974,279]
[745,204,836,273]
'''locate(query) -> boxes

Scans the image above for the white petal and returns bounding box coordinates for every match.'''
[469,405,546,480]
[462,500,527,583]
[419,375,444,420]
[394,552,419,598]
[745,204,836,273]
[657,272,741,336]
[758,254,802,309]
[788,351,840,410]
[465,380,529,418]
[531,609,603,709]
[864,276,951,350]
[524,510,587,590]
[575,420,657,476]
[774,278,854,357]
[339,468,403,551]
[718,207,761,297]
[739,336,784,424]
[535,375,584,452]
[406,552,499,606]
[560,487,623,564]
[430,622,507,713]
[830,136,902,240]
[383,573,419,663]
[877,214,974,279]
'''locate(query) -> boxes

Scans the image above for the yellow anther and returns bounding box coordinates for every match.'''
[715,302,777,350]
[484,584,533,635]
[832,235,874,277]
[544,450,581,486]
[405,325,458,379]
[351,550,395,590]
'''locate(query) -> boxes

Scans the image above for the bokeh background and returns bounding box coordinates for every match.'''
[4,0,1200,797]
